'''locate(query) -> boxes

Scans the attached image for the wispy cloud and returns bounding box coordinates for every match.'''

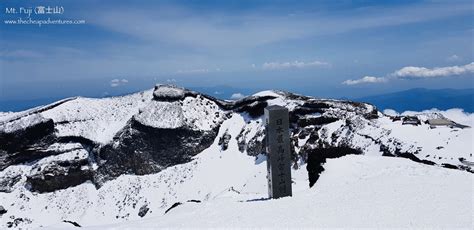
[391,62,474,78]
[446,54,461,62]
[262,60,329,70]
[92,2,472,51]
[110,78,129,87]
[342,76,387,85]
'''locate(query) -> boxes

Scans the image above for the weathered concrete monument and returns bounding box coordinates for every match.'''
[264,105,292,199]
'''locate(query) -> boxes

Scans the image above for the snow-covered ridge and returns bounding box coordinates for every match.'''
[0,97,77,125]
[0,84,472,229]
[0,114,48,133]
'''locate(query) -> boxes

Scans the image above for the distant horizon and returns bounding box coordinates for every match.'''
[1,86,473,113]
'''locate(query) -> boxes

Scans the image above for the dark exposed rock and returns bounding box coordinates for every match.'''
[229,96,276,111]
[306,146,362,187]
[63,220,81,227]
[364,108,379,119]
[402,116,421,126]
[236,100,268,118]
[0,174,21,193]
[18,142,97,193]
[164,200,201,214]
[441,163,458,169]
[6,217,32,228]
[0,118,56,170]
[96,118,219,184]
[0,118,54,152]
[297,128,311,140]
[396,152,436,166]
[164,202,182,214]
[297,116,339,127]
[301,101,331,111]
[138,204,149,217]
[27,158,93,193]
[236,128,265,156]
[245,132,265,156]
[391,116,402,121]
[218,131,231,151]
[0,205,6,215]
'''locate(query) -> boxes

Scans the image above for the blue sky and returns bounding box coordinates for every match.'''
[0,0,473,102]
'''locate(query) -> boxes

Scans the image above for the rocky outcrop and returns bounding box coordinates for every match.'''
[0,116,56,170]
[138,204,149,217]
[0,205,6,215]
[25,143,94,192]
[306,147,362,187]
[96,118,219,184]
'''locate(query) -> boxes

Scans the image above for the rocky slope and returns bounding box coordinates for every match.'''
[0,84,471,229]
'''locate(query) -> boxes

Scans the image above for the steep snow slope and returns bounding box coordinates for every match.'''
[46,155,473,229]
[41,91,153,144]
[0,91,152,145]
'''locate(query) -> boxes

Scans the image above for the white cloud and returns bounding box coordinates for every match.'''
[110,78,129,87]
[342,76,387,85]
[382,109,399,117]
[392,62,474,78]
[344,62,474,86]
[262,60,329,70]
[230,93,246,100]
[446,54,461,62]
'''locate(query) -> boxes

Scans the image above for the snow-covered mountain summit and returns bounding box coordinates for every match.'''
[0,84,472,229]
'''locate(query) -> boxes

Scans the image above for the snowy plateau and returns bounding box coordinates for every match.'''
[0,84,472,229]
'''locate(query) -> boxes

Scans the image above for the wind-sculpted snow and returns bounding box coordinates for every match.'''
[0,84,472,229]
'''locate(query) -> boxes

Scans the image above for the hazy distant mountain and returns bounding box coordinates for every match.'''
[356,88,474,112]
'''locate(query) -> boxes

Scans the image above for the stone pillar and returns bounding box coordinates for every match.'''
[265,105,292,199]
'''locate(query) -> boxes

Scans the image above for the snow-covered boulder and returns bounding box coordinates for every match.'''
[153,84,185,101]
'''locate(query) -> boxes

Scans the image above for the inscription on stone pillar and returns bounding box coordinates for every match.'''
[265,105,292,199]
